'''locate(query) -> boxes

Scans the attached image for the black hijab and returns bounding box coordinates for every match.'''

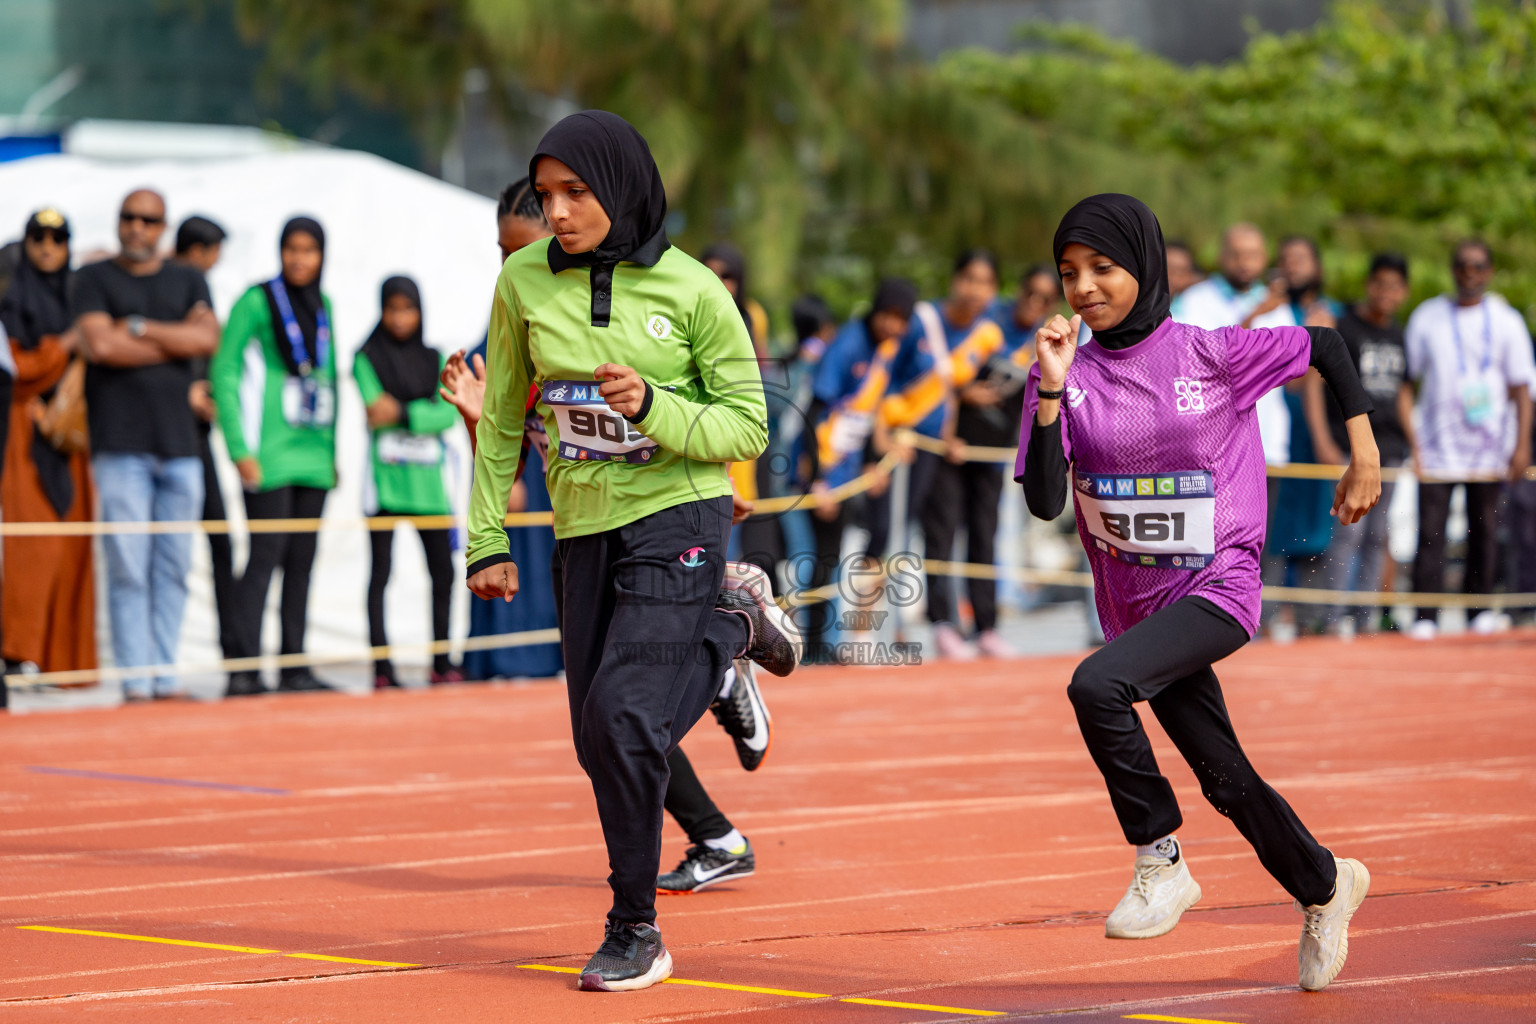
[0,210,73,351]
[1051,194,1171,350]
[528,110,670,327]
[359,275,440,404]
[263,216,326,373]
[701,242,751,328]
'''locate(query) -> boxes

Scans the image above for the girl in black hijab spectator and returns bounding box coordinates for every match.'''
[211,216,339,696]
[0,208,97,682]
[354,275,462,688]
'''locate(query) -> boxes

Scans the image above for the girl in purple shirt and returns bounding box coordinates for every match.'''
[1017,194,1381,992]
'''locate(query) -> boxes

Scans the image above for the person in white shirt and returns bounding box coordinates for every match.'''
[1174,223,1297,465]
[1404,240,1534,638]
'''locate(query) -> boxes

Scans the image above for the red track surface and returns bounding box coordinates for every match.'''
[2,632,1534,1022]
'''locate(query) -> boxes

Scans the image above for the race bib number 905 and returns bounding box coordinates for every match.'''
[1073,470,1216,570]
[542,379,659,464]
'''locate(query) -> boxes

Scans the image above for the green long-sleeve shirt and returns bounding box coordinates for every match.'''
[466,242,767,565]
[210,284,337,491]
[353,349,457,515]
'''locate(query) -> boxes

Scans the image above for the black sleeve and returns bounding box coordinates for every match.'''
[1021,415,1069,520]
[184,267,213,314]
[1305,326,1373,421]
[623,380,654,425]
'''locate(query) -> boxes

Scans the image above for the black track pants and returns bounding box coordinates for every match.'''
[233,485,327,671]
[1066,596,1336,906]
[921,459,1005,631]
[368,514,454,678]
[552,495,748,925]
[664,747,733,846]
[1413,481,1503,620]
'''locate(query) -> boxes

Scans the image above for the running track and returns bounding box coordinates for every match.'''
[1,632,1533,1022]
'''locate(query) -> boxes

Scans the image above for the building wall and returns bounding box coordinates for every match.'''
[908,0,1329,64]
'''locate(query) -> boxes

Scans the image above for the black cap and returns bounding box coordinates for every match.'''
[25,207,70,239]
[871,277,919,320]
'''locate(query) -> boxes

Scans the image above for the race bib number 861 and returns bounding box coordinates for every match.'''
[542,379,660,464]
[1074,470,1216,570]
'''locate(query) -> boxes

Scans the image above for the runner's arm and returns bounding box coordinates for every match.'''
[465,284,531,575]
[630,296,767,463]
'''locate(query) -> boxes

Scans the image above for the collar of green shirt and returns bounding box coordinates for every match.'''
[544,226,672,328]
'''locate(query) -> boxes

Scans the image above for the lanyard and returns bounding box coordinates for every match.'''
[1448,300,1493,378]
[269,276,328,377]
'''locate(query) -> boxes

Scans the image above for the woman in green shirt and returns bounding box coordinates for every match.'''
[464,110,799,992]
[210,217,336,696]
[354,275,462,688]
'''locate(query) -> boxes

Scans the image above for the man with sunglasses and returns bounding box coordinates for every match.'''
[71,189,219,700]
[1404,239,1535,638]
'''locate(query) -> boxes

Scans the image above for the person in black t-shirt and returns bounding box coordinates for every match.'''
[1301,252,1415,633]
[72,189,219,701]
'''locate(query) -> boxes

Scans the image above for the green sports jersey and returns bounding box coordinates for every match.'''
[210,284,337,491]
[466,242,767,562]
[354,349,457,515]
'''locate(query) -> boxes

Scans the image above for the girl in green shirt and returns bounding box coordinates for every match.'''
[210,216,336,696]
[464,110,799,992]
[354,275,462,688]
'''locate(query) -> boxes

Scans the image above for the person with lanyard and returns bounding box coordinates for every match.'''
[0,208,96,680]
[803,279,919,662]
[354,276,462,688]
[1301,252,1416,636]
[463,110,799,992]
[1018,194,1381,992]
[210,217,338,697]
[1404,239,1534,638]
[916,250,1023,661]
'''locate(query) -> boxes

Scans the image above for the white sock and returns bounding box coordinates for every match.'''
[1136,834,1180,864]
[717,665,737,700]
[703,828,746,855]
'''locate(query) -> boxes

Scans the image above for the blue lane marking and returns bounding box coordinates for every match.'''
[26,766,289,795]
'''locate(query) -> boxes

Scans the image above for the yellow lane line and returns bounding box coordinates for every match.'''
[1126,1014,1249,1024]
[22,926,1005,1017]
[18,926,420,968]
[512,962,1005,1014]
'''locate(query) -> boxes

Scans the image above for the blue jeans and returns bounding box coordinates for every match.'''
[93,453,204,696]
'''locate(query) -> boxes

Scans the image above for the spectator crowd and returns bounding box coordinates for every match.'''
[0,185,1532,707]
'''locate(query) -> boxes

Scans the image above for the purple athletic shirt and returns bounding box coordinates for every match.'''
[1014,318,1311,640]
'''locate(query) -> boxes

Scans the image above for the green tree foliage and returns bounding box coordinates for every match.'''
[234,0,1041,326]
[940,0,1536,314]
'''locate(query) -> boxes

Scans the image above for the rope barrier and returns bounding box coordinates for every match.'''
[896,429,1536,483]
[9,554,1528,691]
[0,452,906,537]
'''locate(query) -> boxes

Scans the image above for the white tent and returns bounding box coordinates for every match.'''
[0,147,505,686]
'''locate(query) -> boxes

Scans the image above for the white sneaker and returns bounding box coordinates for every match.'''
[1408,619,1438,641]
[1104,853,1202,939]
[1297,856,1370,991]
[1471,610,1511,635]
[932,623,977,661]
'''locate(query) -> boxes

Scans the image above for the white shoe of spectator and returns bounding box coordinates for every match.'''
[974,629,1016,659]
[1471,610,1512,635]
[1408,619,1438,641]
[1269,618,1298,644]
[1332,617,1357,643]
[932,622,977,661]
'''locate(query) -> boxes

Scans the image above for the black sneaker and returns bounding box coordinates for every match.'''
[658,838,755,894]
[710,659,771,771]
[716,562,801,677]
[224,671,266,698]
[277,669,337,693]
[577,920,673,992]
